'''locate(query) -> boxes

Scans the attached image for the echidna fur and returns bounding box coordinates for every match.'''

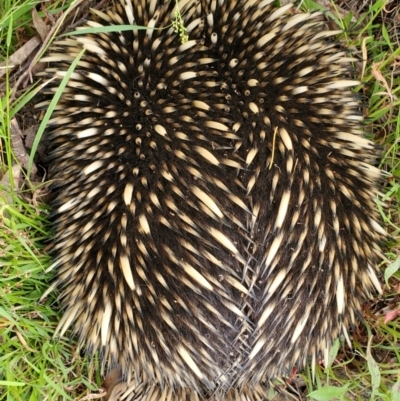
[37,0,387,399]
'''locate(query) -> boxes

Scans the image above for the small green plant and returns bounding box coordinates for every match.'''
[172,4,188,44]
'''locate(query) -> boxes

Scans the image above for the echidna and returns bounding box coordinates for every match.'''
[37,0,387,399]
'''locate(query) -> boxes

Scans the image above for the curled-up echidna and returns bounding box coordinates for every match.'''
[37,0,387,399]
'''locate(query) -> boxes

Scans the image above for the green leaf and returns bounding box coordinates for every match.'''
[325,338,340,369]
[28,47,86,177]
[0,380,26,386]
[391,382,400,401]
[308,384,350,400]
[367,336,381,398]
[381,24,392,52]
[384,257,400,287]
[6,12,13,48]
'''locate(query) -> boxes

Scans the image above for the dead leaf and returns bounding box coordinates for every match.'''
[105,382,127,401]
[15,329,37,352]
[102,368,127,401]
[384,309,400,324]
[0,36,41,79]
[32,8,50,42]
[372,62,395,101]
[79,389,106,400]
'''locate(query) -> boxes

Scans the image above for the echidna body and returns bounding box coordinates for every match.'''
[38,0,386,399]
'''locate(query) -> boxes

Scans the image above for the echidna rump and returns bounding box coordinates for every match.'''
[37,0,387,399]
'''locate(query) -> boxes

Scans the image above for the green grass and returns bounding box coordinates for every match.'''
[1,0,400,400]
[1,1,101,399]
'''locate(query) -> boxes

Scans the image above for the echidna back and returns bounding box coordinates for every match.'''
[37,0,386,399]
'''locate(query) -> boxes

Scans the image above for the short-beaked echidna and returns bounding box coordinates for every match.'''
[37,0,387,399]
